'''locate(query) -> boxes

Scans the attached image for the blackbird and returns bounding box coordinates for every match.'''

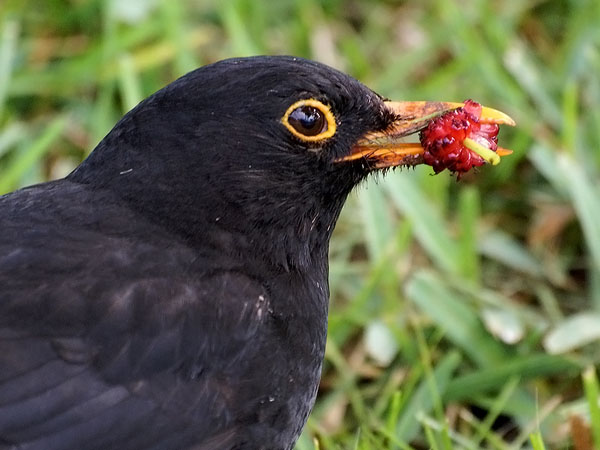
[0,56,512,450]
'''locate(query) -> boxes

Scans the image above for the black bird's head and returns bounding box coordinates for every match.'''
[70,56,512,270]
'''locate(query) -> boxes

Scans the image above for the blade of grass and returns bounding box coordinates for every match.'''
[445,353,579,402]
[529,431,547,450]
[7,25,213,98]
[412,315,452,449]
[458,410,509,450]
[385,391,403,441]
[478,230,543,278]
[357,184,395,261]
[385,172,460,275]
[472,376,520,447]
[418,414,479,450]
[582,366,600,448]
[543,312,600,354]
[528,143,569,197]
[0,116,67,194]
[219,0,261,56]
[0,121,27,159]
[0,19,19,120]
[591,269,600,312]
[328,220,412,346]
[561,80,578,154]
[557,152,600,273]
[395,351,461,443]
[159,0,198,75]
[374,425,415,450]
[323,338,369,424]
[117,53,143,112]
[503,39,562,128]
[457,186,480,284]
[406,271,507,367]
[511,396,563,449]
[294,432,317,450]
[433,0,527,112]
[352,428,361,450]
[423,421,441,450]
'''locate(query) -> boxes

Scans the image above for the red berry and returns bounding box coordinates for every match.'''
[419,99,499,174]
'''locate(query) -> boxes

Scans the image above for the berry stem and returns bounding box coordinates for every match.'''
[463,138,501,166]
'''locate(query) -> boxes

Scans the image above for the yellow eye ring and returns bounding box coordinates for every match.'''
[281,99,337,142]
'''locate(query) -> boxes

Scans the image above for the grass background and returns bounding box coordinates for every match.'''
[1,0,600,448]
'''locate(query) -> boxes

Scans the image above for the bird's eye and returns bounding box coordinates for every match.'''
[288,106,327,137]
[281,99,336,142]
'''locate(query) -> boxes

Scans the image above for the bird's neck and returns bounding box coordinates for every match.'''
[162,193,347,272]
[70,156,356,272]
[69,176,348,273]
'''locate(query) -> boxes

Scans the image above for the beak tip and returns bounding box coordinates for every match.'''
[478,105,516,127]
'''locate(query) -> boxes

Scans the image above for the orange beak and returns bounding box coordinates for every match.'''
[336,101,515,169]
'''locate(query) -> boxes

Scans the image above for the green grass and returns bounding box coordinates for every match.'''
[2,0,600,448]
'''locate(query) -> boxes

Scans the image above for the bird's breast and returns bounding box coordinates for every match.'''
[230,269,330,447]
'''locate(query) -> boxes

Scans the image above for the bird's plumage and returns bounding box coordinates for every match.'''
[0,56,392,449]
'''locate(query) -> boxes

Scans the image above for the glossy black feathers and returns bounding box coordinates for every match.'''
[0,56,392,450]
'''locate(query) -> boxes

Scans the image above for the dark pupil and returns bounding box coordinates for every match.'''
[288,106,326,136]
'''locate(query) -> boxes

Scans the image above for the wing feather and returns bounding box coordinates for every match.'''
[0,182,270,449]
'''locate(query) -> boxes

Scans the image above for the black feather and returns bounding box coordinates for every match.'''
[0,56,392,450]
